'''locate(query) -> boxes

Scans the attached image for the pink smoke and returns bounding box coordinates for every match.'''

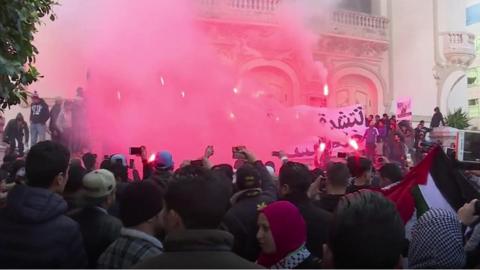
[33,0,339,166]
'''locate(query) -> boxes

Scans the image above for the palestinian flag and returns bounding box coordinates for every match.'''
[381,146,479,234]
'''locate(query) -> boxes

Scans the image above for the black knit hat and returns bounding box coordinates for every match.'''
[235,163,260,190]
[120,181,163,227]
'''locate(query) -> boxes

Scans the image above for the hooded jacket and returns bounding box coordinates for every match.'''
[0,185,87,268]
[30,99,50,124]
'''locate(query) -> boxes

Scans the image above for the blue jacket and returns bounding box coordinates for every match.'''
[0,185,87,268]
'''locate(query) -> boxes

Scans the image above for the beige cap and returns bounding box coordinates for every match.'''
[82,169,116,198]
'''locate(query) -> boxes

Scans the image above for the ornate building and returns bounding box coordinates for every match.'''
[195,0,476,121]
[196,0,390,116]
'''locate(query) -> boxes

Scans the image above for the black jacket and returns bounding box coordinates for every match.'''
[69,206,122,268]
[314,193,344,213]
[222,161,277,261]
[133,230,260,269]
[30,99,50,124]
[49,103,61,130]
[282,193,332,259]
[0,185,87,268]
[4,119,29,142]
[430,112,445,128]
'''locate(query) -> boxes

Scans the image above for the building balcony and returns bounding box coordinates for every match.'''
[323,10,389,42]
[441,31,476,67]
[197,0,390,42]
[197,0,280,25]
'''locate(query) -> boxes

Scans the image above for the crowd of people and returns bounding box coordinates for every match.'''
[362,107,445,170]
[0,89,87,158]
[0,135,478,269]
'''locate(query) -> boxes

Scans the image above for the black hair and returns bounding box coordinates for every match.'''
[7,159,25,183]
[278,161,312,194]
[82,153,97,171]
[26,141,70,188]
[310,167,325,180]
[329,190,405,268]
[100,159,111,170]
[346,156,372,178]
[165,165,229,229]
[211,164,234,181]
[379,163,403,183]
[326,162,350,188]
[109,162,128,182]
[64,164,87,194]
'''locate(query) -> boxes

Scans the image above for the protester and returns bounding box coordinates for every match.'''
[314,162,350,213]
[70,169,122,268]
[458,199,480,267]
[346,157,374,193]
[256,201,321,269]
[4,113,29,156]
[29,92,50,145]
[363,122,379,161]
[223,149,277,261]
[408,208,466,268]
[82,152,98,173]
[134,165,259,269]
[71,87,88,153]
[387,133,408,167]
[212,163,235,199]
[49,97,62,143]
[430,106,445,128]
[107,154,131,217]
[56,100,74,149]
[382,113,391,135]
[278,161,331,259]
[144,150,174,190]
[98,180,164,269]
[0,141,87,268]
[64,162,87,213]
[378,163,403,187]
[324,190,405,268]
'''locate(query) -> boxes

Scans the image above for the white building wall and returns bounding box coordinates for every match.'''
[389,0,438,118]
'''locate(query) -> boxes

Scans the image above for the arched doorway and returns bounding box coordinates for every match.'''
[330,74,378,115]
[239,66,294,106]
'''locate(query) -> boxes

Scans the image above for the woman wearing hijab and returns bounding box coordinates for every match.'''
[408,208,466,269]
[256,201,321,269]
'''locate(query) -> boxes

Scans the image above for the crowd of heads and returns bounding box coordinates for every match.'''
[0,131,476,269]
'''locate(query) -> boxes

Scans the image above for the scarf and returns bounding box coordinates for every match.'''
[257,201,307,268]
[408,208,466,269]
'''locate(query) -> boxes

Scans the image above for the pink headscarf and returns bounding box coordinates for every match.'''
[257,201,307,268]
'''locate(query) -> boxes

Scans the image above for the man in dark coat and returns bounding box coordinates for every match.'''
[278,161,332,259]
[134,165,259,269]
[222,150,277,261]
[0,141,87,268]
[430,107,445,128]
[69,169,122,268]
[4,113,29,156]
[314,162,350,213]
[49,97,62,143]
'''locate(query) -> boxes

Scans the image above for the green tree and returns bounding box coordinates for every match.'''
[0,0,57,109]
[445,108,471,130]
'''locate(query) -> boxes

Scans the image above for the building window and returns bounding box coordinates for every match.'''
[469,98,480,118]
[467,4,480,26]
[468,67,480,88]
[338,0,372,14]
